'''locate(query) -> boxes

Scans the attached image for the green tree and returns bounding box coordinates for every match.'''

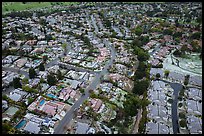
[40,77,46,83]
[191,40,201,53]
[79,88,85,95]
[42,55,48,63]
[156,73,161,79]
[124,94,141,116]
[173,32,183,38]
[140,35,150,45]
[22,85,37,93]
[39,63,45,71]
[164,70,170,78]
[137,50,150,61]
[190,32,201,40]
[57,70,63,80]
[21,78,29,85]
[135,26,143,36]
[13,77,22,89]
[132,38,142,47]
[47,74,57,86]
[61,43,67,52]
[179,119,187,128]
[183,80,188,86]
[2,94,8,100]
[28,97,34,105]
[29,67,36,79]
[133,80,150,95]
[2,122,13,134]
[163,29,173,35]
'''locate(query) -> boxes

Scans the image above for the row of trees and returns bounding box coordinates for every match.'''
[12,64,64,90]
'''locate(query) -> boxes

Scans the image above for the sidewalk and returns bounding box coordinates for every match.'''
[132,108,143,134]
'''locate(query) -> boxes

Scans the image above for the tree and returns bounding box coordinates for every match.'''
[2,94,8,100]
[79,88,85,95]
[21,78,29,85]
[47,74,57,86]
[39,18,46,26]
[42,55,48,63]
[134,26,143,36]
[90,92,98,98]
[57,70,63,80]
[45,34,52,41]
[137,50,150,61]
[13,77,22,89]
[124,94,141,116]
[132,38,142,47]
[39,63,45,71]
[141,98,151,107]
[2,122,13,134]
[191,40,201,53]
[156,73,161,79]
[133,80,150,95]
[29,67,36,79]
[190,32,201,40]
[61,43,67,52]
[40,77,46,83]
[28,97,34,105]
[173,32,183,39]
[183,80,188,86]
[163,29,173,35]
[164,70,170,78]
[179,119,187,128]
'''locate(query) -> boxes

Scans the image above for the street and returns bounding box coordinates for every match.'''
[54,38,116,134]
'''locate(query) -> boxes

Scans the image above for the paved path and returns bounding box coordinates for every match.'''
[132,109,143,134]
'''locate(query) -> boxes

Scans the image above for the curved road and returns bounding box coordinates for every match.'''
[160,79,183,134]
[54,39,116,134]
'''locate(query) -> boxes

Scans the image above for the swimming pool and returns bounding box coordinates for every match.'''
[39,99,45,106]
[46,94,57,99]
[15,120,27,129]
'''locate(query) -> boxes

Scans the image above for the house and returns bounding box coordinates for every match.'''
[71,80,81,90]
[2,100,8,111]
[8,88,28,102]
[14,58,27,68]
[42,101,67,117]
[23,121,41,134]
[31,48,45,54]
[90,98,103,112]
[25,40,37,46]
[38,71,48,79]
[29,78,40,88]
[3,72,19,85]
[2,55,20,64]
[75,122,90,134]
[42,117,55,127]
[59,87,72,101]
[48,65,60,74]
[151,59,160,66]
[3,106,19,120]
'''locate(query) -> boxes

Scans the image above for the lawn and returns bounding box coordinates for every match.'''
[2,2,80,14]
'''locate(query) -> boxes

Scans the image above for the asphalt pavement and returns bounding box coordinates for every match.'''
[54,38,116,134]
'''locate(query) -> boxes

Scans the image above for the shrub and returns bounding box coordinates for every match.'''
[179,119,187,128]
[179,112,186,119]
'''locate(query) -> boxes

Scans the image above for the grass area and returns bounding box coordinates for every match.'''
[2,2,79,14]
